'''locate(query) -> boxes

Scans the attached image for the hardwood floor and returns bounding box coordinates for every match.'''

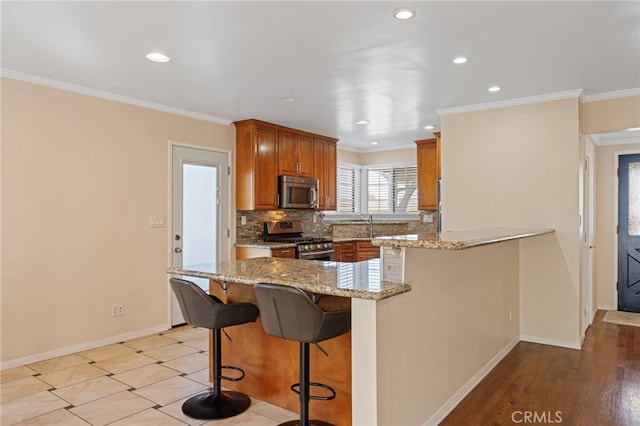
[440,310,640,426]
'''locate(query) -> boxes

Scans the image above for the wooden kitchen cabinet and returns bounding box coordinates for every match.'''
[334,240,380,262]
[235,119,338,211]
[334,241,356,262]
[278,132,314,177]
[355,240,380,261]
[235,246,296,259]
[236,121,279,210]
[270,247,296,258]
[415,132,441,211]
[313,138,337,210]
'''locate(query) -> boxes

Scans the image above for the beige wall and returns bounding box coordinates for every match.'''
[337,147,416,166]
[352,242,520,424]
[595,142,640,309]
[581,95,640,134]
[1,78,235,364]
[441,98,582,347]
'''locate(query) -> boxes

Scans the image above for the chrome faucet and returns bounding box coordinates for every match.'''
[367,214,374,238]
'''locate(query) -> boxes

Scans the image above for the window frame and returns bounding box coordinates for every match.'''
[325,161,420,221]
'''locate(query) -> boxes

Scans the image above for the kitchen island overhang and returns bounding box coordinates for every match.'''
[166,227,554,425]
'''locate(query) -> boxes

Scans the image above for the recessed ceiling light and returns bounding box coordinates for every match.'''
[422,125,436,130]
[370,141,379,145]
[356,120,370,125]
[488,86,501,92]
[146,52,171,63]
[279,97,297,103]
[626,127,640,131]
[453,57,468,64]
[393,8,415,20]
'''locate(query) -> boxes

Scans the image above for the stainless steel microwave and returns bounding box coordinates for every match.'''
[278,175,318,209]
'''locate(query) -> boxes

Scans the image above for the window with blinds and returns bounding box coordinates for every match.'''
[366,166,418,214]
[337,166,361,212]
[336,164,417,214]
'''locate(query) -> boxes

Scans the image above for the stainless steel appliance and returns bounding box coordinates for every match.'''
[264,221,334,261]
[278,176,319,209]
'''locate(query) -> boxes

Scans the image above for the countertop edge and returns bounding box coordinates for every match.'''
[166,266,411,301]
[371,228,555,250]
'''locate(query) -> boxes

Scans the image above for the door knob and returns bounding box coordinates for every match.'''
[174,247,182,253]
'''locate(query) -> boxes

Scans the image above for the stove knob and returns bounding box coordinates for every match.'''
[300,245,307,251]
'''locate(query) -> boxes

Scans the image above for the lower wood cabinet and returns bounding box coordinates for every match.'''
[334,241,355,262]
[334,240,380,262]
[355,241,380,262]
[236,246,296,259]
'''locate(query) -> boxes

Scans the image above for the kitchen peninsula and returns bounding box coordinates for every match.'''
[167,227,553,425]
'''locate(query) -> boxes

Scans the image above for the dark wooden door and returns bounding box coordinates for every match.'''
[618,153,640,312]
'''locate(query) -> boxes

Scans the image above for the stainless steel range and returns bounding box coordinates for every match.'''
[263,221,334,261]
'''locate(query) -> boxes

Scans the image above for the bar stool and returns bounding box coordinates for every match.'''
[253,283,351,426]
[170,278,259,420]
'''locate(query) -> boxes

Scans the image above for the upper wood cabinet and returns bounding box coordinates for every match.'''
[236,122,279,210]
[415,132,441,211]
[313,138,337,210]
[278,132,314,177]
[235,119,338,211]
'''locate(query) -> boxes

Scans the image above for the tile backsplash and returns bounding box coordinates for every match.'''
[236,210,436,242]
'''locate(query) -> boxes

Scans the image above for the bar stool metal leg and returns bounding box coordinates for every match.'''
[181,328,251,419]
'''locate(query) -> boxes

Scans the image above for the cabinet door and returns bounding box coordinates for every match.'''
[355,241,380,261]
[324,141,337,210]
[416,138,438,210]
[255,127,279,210]
[334,242,356,262]
[278,131,298,176]
[313,139,337,211]
[271,247,296,258]
[297,136,315,177]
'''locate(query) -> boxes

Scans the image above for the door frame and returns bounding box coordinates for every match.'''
[612,148,640,310]
[167,140,233,326]
[580,136,595,337]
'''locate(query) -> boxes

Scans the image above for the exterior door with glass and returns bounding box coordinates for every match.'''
[171,145,229,325]
[618,153,640,313]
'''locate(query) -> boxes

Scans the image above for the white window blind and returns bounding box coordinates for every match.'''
[337,166,361,212]
[366,166,418,214]
[336,163,418,214]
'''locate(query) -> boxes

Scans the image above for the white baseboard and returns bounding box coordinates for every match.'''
[424,337,520,426]
[0,324,170,370]
[520,334,581,350]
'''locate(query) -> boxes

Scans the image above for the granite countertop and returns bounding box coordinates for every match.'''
[371,227,554,250]
[167,257,410,301]
[234,241,297,249]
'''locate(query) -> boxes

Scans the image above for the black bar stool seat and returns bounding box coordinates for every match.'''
[170,278,259,420]
[254,283,351,426]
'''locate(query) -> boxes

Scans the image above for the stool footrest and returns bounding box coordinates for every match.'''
[220,365,245,382]
[290,381,336,401]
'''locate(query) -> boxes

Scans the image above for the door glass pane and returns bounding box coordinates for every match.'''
[183,164,218,267]
[630,162,640,236]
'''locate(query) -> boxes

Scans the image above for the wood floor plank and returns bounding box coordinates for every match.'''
[440,310,640,426]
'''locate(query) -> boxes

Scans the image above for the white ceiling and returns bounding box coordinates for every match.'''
[2,1,639,151]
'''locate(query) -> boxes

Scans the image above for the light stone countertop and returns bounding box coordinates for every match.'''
[167,257,410,301]
[371,227,554,250]
[234,241,297,249]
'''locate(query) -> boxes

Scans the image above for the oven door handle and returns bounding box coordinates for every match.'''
[299,249,334,259]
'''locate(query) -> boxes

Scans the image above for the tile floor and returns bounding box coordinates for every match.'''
[0,326,298,425]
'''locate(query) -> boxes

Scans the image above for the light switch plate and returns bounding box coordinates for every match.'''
[149,216,165,228]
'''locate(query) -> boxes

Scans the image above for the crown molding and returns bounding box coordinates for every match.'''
[436,89,584,116]
[1,68,233,125]
[581,88,640,103]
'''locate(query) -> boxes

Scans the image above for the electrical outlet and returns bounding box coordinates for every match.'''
[112,303,124,317]
[240,216,247,225]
